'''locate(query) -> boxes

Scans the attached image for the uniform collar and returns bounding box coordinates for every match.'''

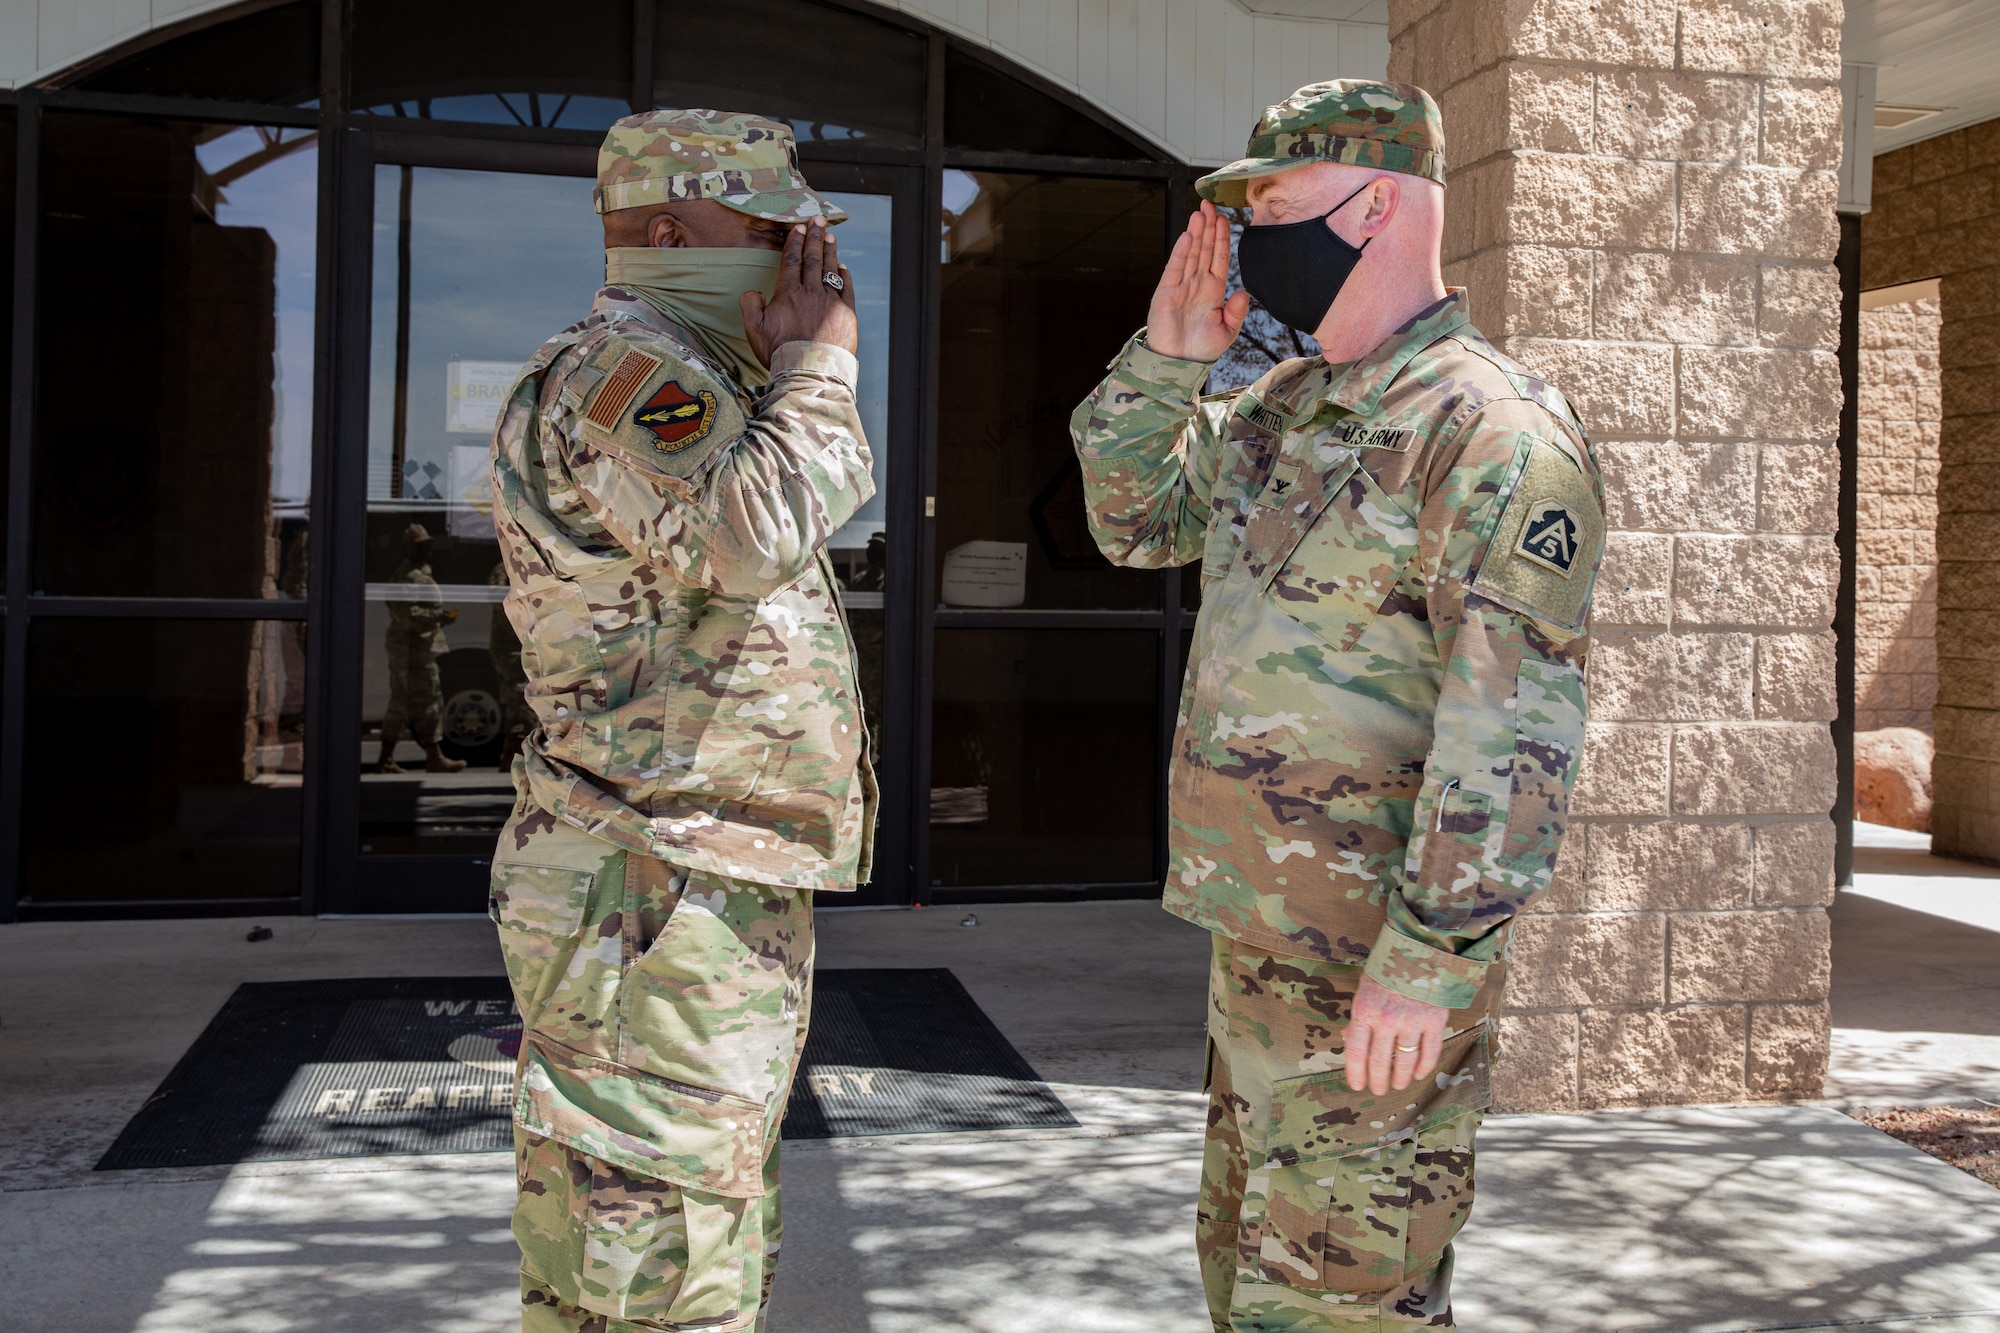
[1295,288,1469,421]
[593,284,673,329]
[589,284,737,385]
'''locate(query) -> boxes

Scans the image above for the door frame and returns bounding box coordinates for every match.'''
[310,127,927,912]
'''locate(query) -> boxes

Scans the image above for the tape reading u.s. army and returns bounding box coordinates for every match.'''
[1333,420,1418,451]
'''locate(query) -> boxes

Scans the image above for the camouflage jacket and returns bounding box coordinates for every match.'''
[1071,291,1604,1009]
[491,286,877,892]
[384,559,448,652]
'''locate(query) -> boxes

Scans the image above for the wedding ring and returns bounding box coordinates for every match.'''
[822,272,845,291]
[1395,1042,1420,1053]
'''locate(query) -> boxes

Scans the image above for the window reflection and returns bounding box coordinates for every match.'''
[358,95,632,132]
[930,629,1158,887]
[361,167,600,855]
[35,116,317,598]
[359,171,895,853]
[936,172,1166,610]
[23,620,304,903]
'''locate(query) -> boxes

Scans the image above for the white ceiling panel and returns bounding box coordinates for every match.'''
[1846,0,2000,155]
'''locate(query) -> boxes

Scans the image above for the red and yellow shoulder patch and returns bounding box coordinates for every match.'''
[632,380,719,453]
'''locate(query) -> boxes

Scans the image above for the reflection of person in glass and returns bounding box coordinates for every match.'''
[486,560,535,772]
[487,111,876,1333]
[373,521,465,774]
[845,529,887,592]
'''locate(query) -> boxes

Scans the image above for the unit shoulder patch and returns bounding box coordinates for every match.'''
[633,380,719,452]
[1472,440,1604,630]
[1332,419,1417,452]
[1514,498,1583,575]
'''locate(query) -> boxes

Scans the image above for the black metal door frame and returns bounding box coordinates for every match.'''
[314,127,927,912]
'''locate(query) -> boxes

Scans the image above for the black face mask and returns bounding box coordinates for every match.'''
[1237,181,1376,335]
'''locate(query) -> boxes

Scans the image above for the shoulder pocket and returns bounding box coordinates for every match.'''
[1471,440,1604,631]
[574,339,746,481]
[489,862,594,936]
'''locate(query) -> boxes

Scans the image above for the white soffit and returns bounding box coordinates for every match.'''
[1845,0,2000,155]
[0,0,1392,169]
[1232,0,1389,20]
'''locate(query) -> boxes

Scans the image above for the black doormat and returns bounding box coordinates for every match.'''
[96,969,1073,1170]
[782,968,1077,1140]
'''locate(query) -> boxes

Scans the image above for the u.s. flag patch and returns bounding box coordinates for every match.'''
[1513,499,1580,576]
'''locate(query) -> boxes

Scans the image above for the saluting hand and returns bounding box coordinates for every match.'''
[1145,200,1250,363]
[743,217,859,363]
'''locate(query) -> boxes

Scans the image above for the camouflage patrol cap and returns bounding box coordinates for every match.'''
[595,109,848,224]
[1195,79,1445,208]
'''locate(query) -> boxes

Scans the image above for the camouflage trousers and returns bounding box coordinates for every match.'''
[1199,935,1498,1333]
[491,807,815,1332]
[382,633,442,738]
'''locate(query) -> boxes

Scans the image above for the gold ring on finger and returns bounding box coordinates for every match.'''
[1395,1042,1420,1053]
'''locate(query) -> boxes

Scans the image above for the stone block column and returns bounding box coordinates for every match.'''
[1862,125,2000,862]
[1389,0,1845,1108]
[1854,297,1940,735]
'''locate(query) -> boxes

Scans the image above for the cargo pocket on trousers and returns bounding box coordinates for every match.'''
[1246,1134,1416,1294]
[1247,1022,1494,1295]
[490,861,594,1019]
[615,876,808,1109]
[581,1168,750,1328]
[516,1131,756,1329]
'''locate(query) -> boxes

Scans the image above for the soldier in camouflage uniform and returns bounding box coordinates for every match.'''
[1071,81,1606,1331]
[488,109,875,1333]
[376,522,465,775]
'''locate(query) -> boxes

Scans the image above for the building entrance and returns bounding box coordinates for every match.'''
[0,0,1195,920]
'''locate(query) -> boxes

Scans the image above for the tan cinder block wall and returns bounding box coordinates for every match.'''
[1862,126,2000,861]
[1388,0,1843,1109]
[1856,299,1941,735]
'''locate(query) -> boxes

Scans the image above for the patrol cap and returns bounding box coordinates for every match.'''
[1194,79,1446,208]
[595,109,848,224]
[404,522,432,543]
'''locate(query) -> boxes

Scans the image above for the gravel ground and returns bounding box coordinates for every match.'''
[1852,1105,2000,1189]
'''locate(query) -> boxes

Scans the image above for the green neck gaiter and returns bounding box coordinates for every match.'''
[604,247,782,389]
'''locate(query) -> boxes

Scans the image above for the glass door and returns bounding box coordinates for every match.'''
[334,138,911,910]
[925,169,1175,897]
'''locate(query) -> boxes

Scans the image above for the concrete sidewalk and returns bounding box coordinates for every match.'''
[2,870,1997,1333]
[1830,822,2000,1106]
